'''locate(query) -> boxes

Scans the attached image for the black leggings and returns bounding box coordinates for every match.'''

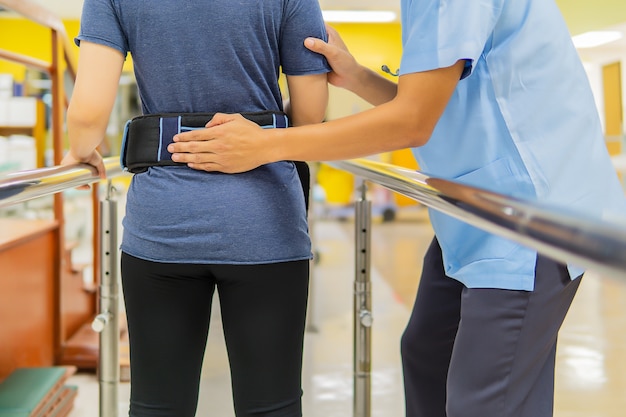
[121,252,310,417]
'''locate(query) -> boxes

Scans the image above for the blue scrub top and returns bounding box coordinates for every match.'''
[400,0,626,290]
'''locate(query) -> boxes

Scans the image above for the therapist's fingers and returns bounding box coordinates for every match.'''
[169,146,228,172]
[169,139,215,158]
[170,113,250,149]
[186,161,224,172]
[204,112,246,128]
[173,149,261,174]
[168,121,268,173]
[304,24,345,57]
[169,113,233,146]
[305,25,358,90]
[325,24,350,54]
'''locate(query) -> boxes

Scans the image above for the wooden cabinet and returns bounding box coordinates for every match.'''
[0,218,59,380]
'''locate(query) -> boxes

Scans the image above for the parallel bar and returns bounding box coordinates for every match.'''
[5,156,626,279]
[330,159,626,280]
[0,157,124,208]
[0,50,51,72]
[5,156,626,280]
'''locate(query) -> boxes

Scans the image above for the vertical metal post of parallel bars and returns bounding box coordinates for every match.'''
[354,182,373,417]
[91,182,120,417]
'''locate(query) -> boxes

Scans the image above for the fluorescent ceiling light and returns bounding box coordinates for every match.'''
[572,31,623,48]
[322,10,397,23]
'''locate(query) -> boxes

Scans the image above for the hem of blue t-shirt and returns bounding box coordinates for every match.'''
[282,67,332,76]
[120,245,313,265]
[75,35,128,57]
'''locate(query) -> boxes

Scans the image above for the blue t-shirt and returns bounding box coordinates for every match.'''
[76,0,330,264]
[401,0,626,290]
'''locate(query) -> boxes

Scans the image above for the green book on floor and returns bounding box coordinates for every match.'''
[35,385,78,417]
[0,367,69,417]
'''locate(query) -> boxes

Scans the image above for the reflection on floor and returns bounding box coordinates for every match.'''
[66,210,626,417]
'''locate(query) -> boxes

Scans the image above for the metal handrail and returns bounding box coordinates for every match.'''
[0,157,124,208]
[331,159,626,280]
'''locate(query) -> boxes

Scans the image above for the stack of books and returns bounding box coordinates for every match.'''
[0,366,77,417]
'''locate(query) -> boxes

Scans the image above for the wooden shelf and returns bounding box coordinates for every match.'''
[0,217,101,379]
[0,98,47,167]
[0,218,59,379]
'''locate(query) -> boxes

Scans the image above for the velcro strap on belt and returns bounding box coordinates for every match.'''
[120,111,289,173]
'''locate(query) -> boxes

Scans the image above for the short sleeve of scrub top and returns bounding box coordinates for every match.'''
[400,0,504,76]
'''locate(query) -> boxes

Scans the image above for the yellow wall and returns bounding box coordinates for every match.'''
[329,23,402,74]
[0,17,81,81]
[319,23,418,206]
[556,0,626,35]
[324,23,402,120]
[0,16,134,82]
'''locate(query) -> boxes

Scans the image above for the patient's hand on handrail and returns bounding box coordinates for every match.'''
[61,150,107,189]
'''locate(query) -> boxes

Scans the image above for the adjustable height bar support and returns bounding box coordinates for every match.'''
[93,182,120,417]
[353,182,372,417]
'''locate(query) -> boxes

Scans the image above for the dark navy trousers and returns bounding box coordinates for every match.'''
[121,253,309,417]
[401,238,581,417]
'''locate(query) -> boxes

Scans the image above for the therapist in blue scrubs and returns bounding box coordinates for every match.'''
[168,1,626,416]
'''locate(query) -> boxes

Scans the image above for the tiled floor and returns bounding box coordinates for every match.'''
[64,202,626,417]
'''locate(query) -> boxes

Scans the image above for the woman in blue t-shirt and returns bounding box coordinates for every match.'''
[62,0,330,416]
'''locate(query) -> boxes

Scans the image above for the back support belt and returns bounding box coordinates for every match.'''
[121,111,289,173]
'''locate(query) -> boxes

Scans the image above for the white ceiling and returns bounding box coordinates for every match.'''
[319,0,400,13]
[17,0,83,18]
[576,21,626,63]
[21,0,401,19]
